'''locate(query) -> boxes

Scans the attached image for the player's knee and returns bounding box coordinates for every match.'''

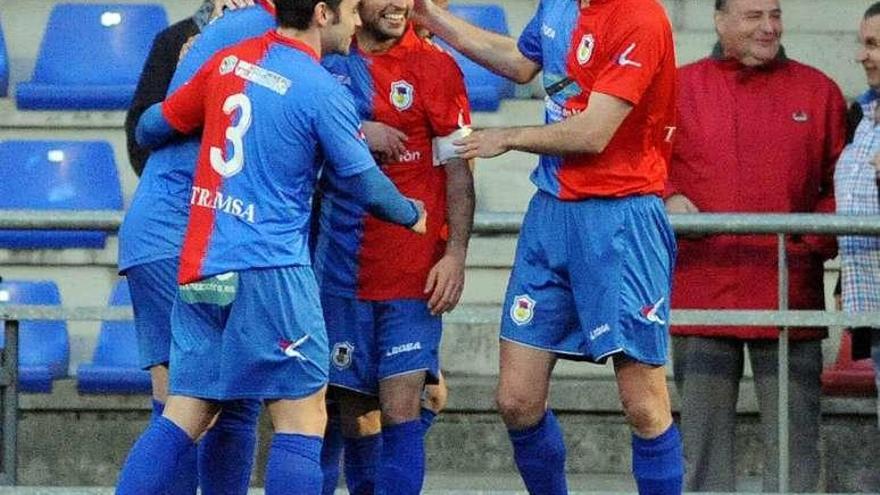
[381,394,422,425]
[495,391,544,429]
[621,397,671,438]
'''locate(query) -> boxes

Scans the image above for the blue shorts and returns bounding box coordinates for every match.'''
[501,192,676,365]
[169,266,329,401]
[126,258,177,369]
[322,293,441,396]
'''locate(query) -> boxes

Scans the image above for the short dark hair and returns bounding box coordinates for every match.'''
[276,0,344,30]
[866,2,880,20]
[715,0,727,11]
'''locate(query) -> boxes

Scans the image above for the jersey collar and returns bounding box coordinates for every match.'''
[267,30,320,61]
[355,24,421,59]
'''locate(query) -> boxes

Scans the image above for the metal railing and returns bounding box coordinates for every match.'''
[1,210,880,491]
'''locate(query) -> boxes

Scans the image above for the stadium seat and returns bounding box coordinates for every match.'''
[16,3,168,110]
[821,330,877,396]
[77,280,150,394]
[0,18,9,97]
[0,140,123,248]
[0,280,69,393]
[438,4,515,111]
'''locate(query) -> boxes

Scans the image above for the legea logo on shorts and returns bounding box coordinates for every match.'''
[385,342,422,357]
[332,342,354,370]
[510,294,536,326]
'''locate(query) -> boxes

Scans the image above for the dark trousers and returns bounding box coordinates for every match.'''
[672,336,822,492]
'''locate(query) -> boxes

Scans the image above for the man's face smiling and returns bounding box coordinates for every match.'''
[360,0,412,42]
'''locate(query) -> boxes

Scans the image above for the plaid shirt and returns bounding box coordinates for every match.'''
[836,88,880,312]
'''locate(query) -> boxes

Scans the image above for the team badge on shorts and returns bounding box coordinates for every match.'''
[331,342,354,370]
[576,34,595,65]
[219,55,239,75]
[390,80,414,111]
[510,294,536,326]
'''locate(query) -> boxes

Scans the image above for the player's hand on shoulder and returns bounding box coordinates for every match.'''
[424,248,466,315]
[363,121,408,163]
[409,199,427,235]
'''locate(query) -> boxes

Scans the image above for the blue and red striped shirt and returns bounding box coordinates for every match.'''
[518,0,676,199]
[162,32,376,283]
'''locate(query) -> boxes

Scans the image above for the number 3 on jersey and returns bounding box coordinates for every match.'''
[210,93,252,178]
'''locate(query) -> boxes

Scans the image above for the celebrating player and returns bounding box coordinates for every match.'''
[315,0,473,491]
[115,0,426,492]
[413,0,684,493]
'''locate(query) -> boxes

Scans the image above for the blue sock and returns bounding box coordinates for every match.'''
[116,416,195,494]
[420,407,437,432]
[376,420,425,495]
[508,410,567,495]
[343,433,382,495]
[149,400,198,495]
[632,424,684,495]
[320,419,344,495]
[197,399,260,495]
[265,433,323,495]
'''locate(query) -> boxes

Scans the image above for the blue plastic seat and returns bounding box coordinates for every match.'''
[0,18,9,97]
[16,3,168,110]
[439,4,515,111]
[77,280,150,394]
[0,280,69,393]
[0,140,123,248]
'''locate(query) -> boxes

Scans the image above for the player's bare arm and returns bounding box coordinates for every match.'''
[425,157,474,315]
[455,92,633,159]
[411,0,539,83]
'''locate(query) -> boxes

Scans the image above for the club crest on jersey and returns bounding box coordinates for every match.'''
[576,34,595,65]
[219,55,238,75]
[390,80,414,111]
[510,294,536,326]
[331,342,354,370]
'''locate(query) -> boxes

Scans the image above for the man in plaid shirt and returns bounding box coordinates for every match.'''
[837,0,880,427]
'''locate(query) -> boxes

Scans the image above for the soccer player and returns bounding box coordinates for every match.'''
[117,2,279,493]
[315,0,474,491]
[114,0,427,492]
[413,0,684,493]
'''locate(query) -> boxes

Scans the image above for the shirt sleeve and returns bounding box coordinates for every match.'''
[161,55,216,134]
[426,53,472,137]
[516,0,543,65]
[316,84,378,178]
[591,13,672,105]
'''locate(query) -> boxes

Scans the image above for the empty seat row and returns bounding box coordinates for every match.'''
[0,3,513,111]
[0,139,123,249]
[0,279,149,394]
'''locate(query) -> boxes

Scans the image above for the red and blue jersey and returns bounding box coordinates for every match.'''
[118,2,276,272]
[518,0,676,199]
[162,32,376,284]
[316,27,471,300]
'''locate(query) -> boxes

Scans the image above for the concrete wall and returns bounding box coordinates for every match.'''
[14,379,880,491]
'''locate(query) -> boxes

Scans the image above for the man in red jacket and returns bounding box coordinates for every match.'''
[665,0,845,491]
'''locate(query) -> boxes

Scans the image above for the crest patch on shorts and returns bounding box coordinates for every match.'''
[331,341,354,370]
[510,294,536,326]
